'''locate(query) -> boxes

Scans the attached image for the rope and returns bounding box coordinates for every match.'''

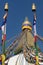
[37,34,43,41]
[5,31,25,57]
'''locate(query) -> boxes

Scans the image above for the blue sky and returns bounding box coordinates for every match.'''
[0,0,43,53]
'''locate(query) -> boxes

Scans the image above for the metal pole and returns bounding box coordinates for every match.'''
[2,3,8,65]
[3,3,8,54]
[32,3,39,65]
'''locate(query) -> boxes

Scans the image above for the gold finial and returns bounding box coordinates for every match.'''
[22,17,32,31]
[32,3,36,11]
[4,3,8,11]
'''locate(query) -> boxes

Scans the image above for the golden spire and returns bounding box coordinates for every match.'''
[22,17,32,31]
